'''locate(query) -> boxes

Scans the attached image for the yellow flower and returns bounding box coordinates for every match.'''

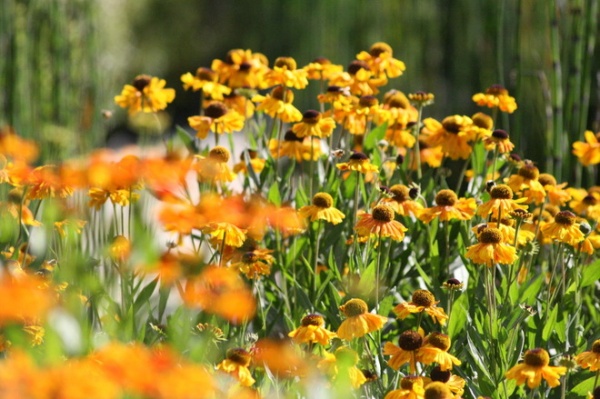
[428,366,466,397]
[329,60,385,96]
[423,381,454,399]
[465,227,518,266]
[115,75,175,114]
[384,376,425,399]
[419,189,476,223]
[264,57,308,89]
[505,160,546,204]
[421,115,475,160]
[269,130,322,162]
[538,173,571,207]
[203,222,247,248]
[211,48,269,89]
[356,42,406,79]
[181,67,231,100]
[573,130,600,166]
[303,57,343,80]
[483,129,515,153]
[233,150,266,175]
[393,289,449,325]
[188,102,245,139]
[355,204,407,242]
[217,348,255,387]
[298,192,345,225]
[292,110,336,139]
[337,298,388,340]
[252,86,302,123]
[380,184,423,217]
[472,84,517,114]
[418,332,461,371]
[383,330,425,373]
[229,250,273,279]
[505,348,567,389]
[337,151,379,174]
[575,339,600,371]
[477,184,528,218]
[288,314,337,345]
[540,210,584,246]
[195,146,237,183]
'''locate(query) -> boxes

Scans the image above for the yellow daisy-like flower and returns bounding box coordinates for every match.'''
[428,367,466,397]
[384,376,425,399]
[483,129,515,154]
[211,48,269,89]
[538,174,571,207]
[383,330,425,373]
[288,314,337,346]
[505,348,567,389]
[465,227,518,266]
[337,151,379,174]
[181,67,232,100]
[505,161,546,204]
[195,146,237,184]
[203,222,247,248]
[477,184,528,219]
[356,42,406,79]
[354,204,408,242]
[418,332,461,371]
[229,250,273,280]
[575,339,600,371]
[540,210,584,246]
[468,112,494,141]
[264,57,308,89]
[419,189,476,223]
[329,60,385,97]
[337,298,388,340]
[188,102,245,139]
[380,184,423,217]
[393,289,449,325]
[304,57,344,80]
[317,347,367,389]
[423,382,454,399]
[573,130,600,166]
[568,187,600,219]
[421,115,475,160]
[472,84,517,114]
[252,86,302,123]
[269,130,322,162]
[216,348,256,387]
[298,192,345,225]
[292,110,336,139]
[114,75,175,115]
[233,150,266,176]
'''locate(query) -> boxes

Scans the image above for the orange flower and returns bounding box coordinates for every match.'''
[217,348,256,387]
[195,146,237,184]
[393,289,448,325]
[181,67,231,100]
[483,129,515,153]
[337,298,388,340]
[505,348,566,389]
[229,249,273,279]
[538,173,571,207]
[418,332,461,371]
[188,101,245,139]
[540,210,584,246]
[355,204,407,241]
[356,42,406,79]
[337,151,379,174]
[419,189,476,223]
[421,115,475,160]
[183,266,256,323]
[573,130,600,166]
[252,86,302,123]
[269,130,322,162]
[288,314,337,345]
[505,161,546,204]
[114,75,175,114]
[472,84,517,113]
[380,184,423,217]
[317,347,367,388]
[575,339,600,371]
[477,184,528,219]
[211,49,269,89]
[233,150,266,176]
[298,192,345,225]
[384,330,425,373]
[0,274,56,326]
[384,376,425,399]
[303,57,343,80]
[292,110,336,139]
[264,56,308,89]
[465,227,518,266]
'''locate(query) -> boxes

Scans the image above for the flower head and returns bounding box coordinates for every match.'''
[337,298,388,340]
[384,330,424,373]
[181,67,232,100]
[336,151,379,174]
[188,102,245,139]
[355,204,407,241]
[288,314,337,345]
[421,115,475,160]
[483,129,515,153]
[115,75,175,114]
[541,210,585,246]
[292,110,336,139]
[419,189,476,223]
[419,332,461,371]
[384,376,425,399]
[252,86,302,123]
[573,131,600,166]
[477,184,528,218]
[472,84,517,113]
[393,289,449,325]
[505,348,567,388]
[298,192,345,225]
[466,227,518,266]
[216,348,255,386]
[575,339,600,371]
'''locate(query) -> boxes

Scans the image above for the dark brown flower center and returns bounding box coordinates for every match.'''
[208,146,230,163]
[132,74,152,91]
[312,57,331,65]
[538,173,557,186]
[583,195,598,205]
[400,376,420,390]
[347,60,370,75]
[390,185,410,203]
[384,90,410,109]
[226,348,252,366]
[284,130,303,142]
[412,289,435,307]
[472,112,493,129]
[486,84,508,96]
[312,193,333,208]
[427,332,451,351]
[274,56,297,70]
[492,129,509,140]
[517,163,540,180]
[204,102,228,119]
[524,348,550,367]
[479,228,503,244]
[300,314,324,327]
[349,151,368,161]
[430,366,451,383]
[372,205,394,222]
[442,120,461,134]
[554,211,576,226]
[592,340,600,353]
[398,330,423,351]
[490,184,513,199]
[359,95,378,108]
[369,42,392,57]
[195,67,217,82]
[302,110,321,124]
[424,382,453,399]
[340,298,368,317]
[435,190,458,206]
[242,252,258,263]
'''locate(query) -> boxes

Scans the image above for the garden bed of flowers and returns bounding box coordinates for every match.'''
[1,42,600,399]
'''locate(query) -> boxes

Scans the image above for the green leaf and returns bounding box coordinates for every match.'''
[542,305,558,341]
[571,376,597,396]
[580,259,600,287]
[358,261,377,296]
[448,293,469,339]
[175,125,195,152]
[134,277,159,314]
[268,183,281,206]
[363,122,388,152]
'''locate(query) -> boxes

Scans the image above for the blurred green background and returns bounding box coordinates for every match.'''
[1,0,599,181]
